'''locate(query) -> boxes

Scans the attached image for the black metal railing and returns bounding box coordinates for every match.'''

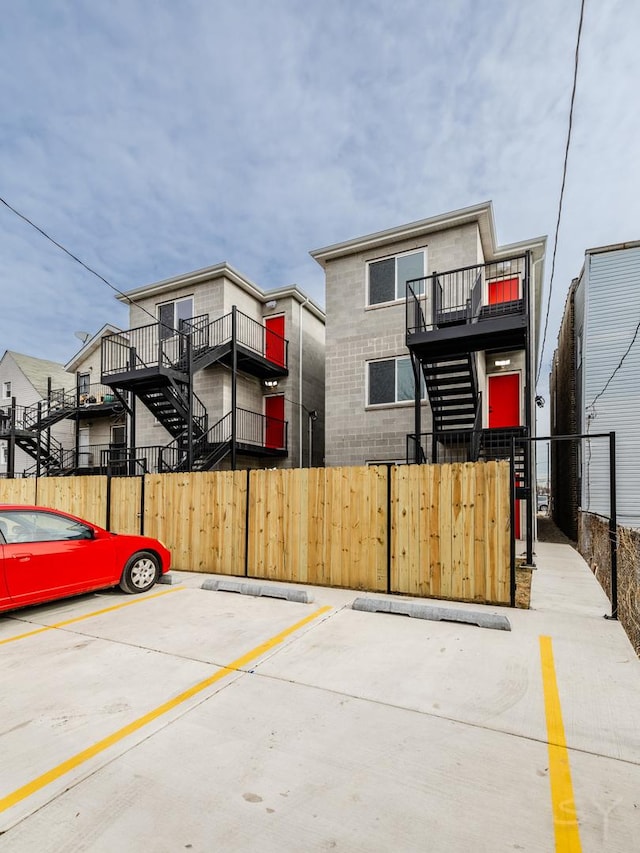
[0,393,76,432]
[192,392,208,436]
[0,387,122,438]
[76,383,121,408]
[407,430,480,465]
[102,309,289,378]
[407,426,528,473]
[406,255,528,336]
[100,445,164,476]
[161,407,288,472]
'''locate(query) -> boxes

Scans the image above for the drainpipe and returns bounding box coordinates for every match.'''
[525,251,534,565]
[231,306,237,471]
[299,296,309,467]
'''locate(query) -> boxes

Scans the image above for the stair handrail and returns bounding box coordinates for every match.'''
[471,392,483,461]
[405,280,427,337]
[23,388,77,430]
[19,432,66,475]
[470,271,483,322]
[160,411,233,472]
[192,390,208,436]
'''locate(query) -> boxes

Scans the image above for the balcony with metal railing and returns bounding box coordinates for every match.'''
[74,383,124,416]
[101,308,289,385]
[405,255,530,358]
[160,407,288,472]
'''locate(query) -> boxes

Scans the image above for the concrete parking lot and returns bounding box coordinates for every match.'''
[1,542,639,852]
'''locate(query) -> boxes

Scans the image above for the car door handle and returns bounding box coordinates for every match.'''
[11,553,32,562]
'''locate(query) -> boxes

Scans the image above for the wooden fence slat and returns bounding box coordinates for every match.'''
[0,478,37,505]
[109,477,142,535]
[35,476,107,528]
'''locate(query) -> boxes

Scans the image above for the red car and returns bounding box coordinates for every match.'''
[0,505,171,613]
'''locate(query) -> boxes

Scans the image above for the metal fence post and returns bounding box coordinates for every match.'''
[509,436,517,607]
[608,431,618,619]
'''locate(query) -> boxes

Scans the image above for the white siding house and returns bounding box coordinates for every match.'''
[0,351,75,476]
[556,242,640,528]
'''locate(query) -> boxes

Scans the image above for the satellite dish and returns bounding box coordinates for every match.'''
[74,331,90,344]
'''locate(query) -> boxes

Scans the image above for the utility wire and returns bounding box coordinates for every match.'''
[0,194,160,328]
[587,315,640,410]
[536,0,586,387]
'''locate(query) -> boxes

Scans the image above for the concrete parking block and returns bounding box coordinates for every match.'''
[201,578,314,603]
[352,596,511,630]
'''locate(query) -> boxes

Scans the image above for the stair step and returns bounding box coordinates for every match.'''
[422,364,471,377]
[435,418,476,428]
[424,377,474,388]
[433,406,476,417]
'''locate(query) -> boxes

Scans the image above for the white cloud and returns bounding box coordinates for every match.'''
[0,0,638,396]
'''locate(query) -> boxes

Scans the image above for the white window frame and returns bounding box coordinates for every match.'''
[157,296,194,340]
[2,381,11,399]
[0,444,7,465]
[366,356,427,407]
[366,249,427,307]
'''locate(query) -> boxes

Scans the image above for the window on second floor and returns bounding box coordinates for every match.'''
[367,357,426,406]
[158,296,194,341]
[367,250,426,306]
[2,381,11,399]
[78,373,91,395]
[0,444,7,465]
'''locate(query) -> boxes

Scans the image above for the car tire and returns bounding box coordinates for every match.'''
[119,551,160,594]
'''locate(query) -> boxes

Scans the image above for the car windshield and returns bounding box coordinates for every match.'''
[0,511,93,543]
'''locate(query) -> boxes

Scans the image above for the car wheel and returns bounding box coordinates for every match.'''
[119,551,160,594]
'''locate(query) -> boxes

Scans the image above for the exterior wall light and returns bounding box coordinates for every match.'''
[494,359,511,367]
[263,379,279,388]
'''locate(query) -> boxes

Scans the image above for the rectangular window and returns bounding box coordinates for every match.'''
[78,373,91,395]
[368,250,425,306]
[368,357,426,405]
[111,425,126,446]
[158,297,194,340]
[0,444,7,465]
[2,381,11,398]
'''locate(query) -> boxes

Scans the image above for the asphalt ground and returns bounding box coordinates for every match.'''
[0,541,639,852]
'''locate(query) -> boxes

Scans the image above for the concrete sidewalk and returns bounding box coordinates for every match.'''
[518,540,640,847]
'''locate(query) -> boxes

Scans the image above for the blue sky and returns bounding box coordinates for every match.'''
[1,0,639,407]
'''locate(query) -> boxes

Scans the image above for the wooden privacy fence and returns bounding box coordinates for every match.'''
[0,462,511,605]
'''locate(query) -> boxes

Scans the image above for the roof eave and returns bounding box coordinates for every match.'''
[310,202,496,267]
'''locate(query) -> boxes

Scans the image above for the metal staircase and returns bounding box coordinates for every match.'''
[159,408,287,473]
[101,308,289,473]
[420,354,479,435]
[9,430,65,473]
[0,400,72,474]
[132,380,208,440]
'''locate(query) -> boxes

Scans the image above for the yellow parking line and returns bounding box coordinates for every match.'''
[0,604,332,814]
[540,635,582,852]
[0,587,183,646]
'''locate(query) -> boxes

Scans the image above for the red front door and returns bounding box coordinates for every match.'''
[488,373,521,537]
[265,395,285,449]
[265,316,285,367]
[488,373,520,428]
[488,276,520,305]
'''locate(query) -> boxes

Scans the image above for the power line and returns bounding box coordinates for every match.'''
[536,0,586,387]
[587,315,640,410]
[0,194,160,328]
